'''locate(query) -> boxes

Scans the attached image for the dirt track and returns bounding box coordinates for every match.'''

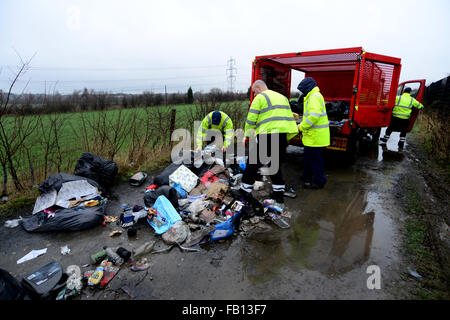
[0,130,447,300]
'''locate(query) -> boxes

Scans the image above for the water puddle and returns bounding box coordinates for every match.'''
[243,136,407,283]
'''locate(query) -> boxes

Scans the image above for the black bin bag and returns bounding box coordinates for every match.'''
[39,173,103,195]
[21,261,67,300]
[0,268,26,300]
[74,152,118,188]
[144,185,179,209]
[20,201,107,233]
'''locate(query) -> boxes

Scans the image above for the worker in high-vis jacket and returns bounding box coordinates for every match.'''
[297,77,330,189]
[238,80,299,207]
[196,110,234,153]
[380,87,423,147]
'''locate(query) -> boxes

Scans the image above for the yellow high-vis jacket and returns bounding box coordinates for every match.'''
[298,86,330,147]
[392,92,424,119]
[244,89,298,140]
[196,111,234,148]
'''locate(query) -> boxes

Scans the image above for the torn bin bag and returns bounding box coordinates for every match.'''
[20,201,106,232]
[74,152,118,188]
[144,185,179,210]
[38,173,102,195]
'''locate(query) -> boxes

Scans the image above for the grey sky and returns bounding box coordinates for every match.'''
[1,0,449,94]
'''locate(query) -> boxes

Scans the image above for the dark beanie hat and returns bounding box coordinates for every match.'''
[211,111,222,125]
[297,77,317,96]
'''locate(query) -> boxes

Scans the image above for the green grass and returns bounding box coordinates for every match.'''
[0,101,249,193]
[0,194,37,218]
[402,183,448,300]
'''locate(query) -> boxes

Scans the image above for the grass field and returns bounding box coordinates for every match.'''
[0,101,249,194]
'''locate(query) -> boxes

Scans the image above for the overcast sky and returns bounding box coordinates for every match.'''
[1,0,449,94]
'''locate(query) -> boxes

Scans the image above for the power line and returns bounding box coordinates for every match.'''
[0,73,229,84]
[0,64,228,72]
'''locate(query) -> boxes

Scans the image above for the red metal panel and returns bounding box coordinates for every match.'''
[305,71,354,102]
[254,47,363,61]
[354,54,402,127]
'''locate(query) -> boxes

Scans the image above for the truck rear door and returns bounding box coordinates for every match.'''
[353,52,402,128]
[396,80,426,132]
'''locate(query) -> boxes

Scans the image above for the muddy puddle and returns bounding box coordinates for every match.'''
[241,130,408,289]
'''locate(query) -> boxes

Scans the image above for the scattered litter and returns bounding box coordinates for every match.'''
[22,260,65,299]
[407,268,423,279]
[90,249,107,264]
[152,243,200,254]
[4,216,22,228]
[133,241,156,257]
[130,258,150,272]
[104,216,118,223]
[109,230,122,237]
[60,245,71,255]
[84,200,99,207]
[17,248,47,264]
[129,172,148,186]
[121,286,133,298]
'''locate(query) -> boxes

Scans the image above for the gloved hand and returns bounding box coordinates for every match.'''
[243,137,249,146]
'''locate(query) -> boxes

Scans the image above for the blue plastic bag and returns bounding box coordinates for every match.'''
[210,210,243,241]
[238,157,246,171]
[172,182,187,199]
[147,195,181,235]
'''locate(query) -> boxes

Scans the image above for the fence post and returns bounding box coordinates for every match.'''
[29,162,35,187]
[169,108,176,146]
[2,163,7,196]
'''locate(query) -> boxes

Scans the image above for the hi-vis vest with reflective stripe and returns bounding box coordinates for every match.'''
[244,89,298,140]
[196,111,234,148]
[392,92,423,120]
[298,86,330,147]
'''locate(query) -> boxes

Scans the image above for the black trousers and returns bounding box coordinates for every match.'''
[303,146,326,187]
[385,116,409,138]
[242,133,287,190]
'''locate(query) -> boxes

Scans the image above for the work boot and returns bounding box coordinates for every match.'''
[283,186,296,198]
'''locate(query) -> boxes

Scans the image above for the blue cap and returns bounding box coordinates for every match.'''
[211,111,221,125]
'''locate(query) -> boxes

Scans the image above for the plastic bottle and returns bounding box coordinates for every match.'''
[133,241,155,258]
[105,247,124,266]
[267,211,290,229]
[90,249,107,264]
[263,200,283,213]
[88,265,104,286]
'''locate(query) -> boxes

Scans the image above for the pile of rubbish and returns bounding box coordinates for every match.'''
[1,148,295,300]
[132,146,294,248]
[18,153,117,233]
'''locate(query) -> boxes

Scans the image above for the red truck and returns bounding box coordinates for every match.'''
[250,47,425,160]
